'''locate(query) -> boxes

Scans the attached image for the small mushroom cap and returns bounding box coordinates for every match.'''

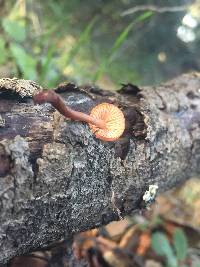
[89,103,125,141]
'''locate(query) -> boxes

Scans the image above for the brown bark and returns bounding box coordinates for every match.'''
[0,73,200,264]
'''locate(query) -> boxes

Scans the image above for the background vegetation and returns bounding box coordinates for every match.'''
[0,0,200,90]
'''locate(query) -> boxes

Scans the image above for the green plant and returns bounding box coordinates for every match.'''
[152,229,189,267]
[64,17,98,66]
[2,18,26,42]
[173,228,188,262]
[93,11,153,82]
[10,43,37,80]
[0,38,7,64]
[0,1,196,87]
[1,16,38,80]
[0,11,98,86]
[152,232,178,267]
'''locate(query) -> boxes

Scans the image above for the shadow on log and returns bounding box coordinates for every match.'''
[0,73,200,264]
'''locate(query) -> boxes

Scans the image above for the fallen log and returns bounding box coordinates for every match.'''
[0,73,200,264]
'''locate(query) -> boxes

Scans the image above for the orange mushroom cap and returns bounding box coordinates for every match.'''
[89,103,125,141]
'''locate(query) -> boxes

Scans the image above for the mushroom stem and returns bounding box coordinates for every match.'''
[33,90,106,129]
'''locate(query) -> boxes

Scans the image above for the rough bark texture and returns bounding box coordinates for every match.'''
[0,73,200,264]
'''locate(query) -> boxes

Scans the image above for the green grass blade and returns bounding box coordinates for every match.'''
[40,44,56,83]
[109,11,153,61]
[173,228,188,261]
[93,11,153,82]
[65,16,98,65]
[109,22,134,60]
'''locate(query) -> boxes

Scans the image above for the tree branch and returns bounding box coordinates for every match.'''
[121,4,190,16]
[0,73,200,263]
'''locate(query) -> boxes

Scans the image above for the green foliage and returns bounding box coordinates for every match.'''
[0,11,99,86]
[173,228,188,261]
[1,16,38,80]
[0,14,56,85]
[0,0,199,87]
[152,232,178,267]
[10,44,37,80]
[0,38,7,64]
[2,18,26,42]
[93,11,153,82]
[110,10,153,59]
[64,17,98,66]
[39,44,57,83]
[152,229,191,267]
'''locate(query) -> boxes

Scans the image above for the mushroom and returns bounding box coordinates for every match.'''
[33,90,125,141]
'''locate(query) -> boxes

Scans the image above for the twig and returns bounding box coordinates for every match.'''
[121,4,190,16]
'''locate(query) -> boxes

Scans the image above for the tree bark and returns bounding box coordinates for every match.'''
[0,73,200,264]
